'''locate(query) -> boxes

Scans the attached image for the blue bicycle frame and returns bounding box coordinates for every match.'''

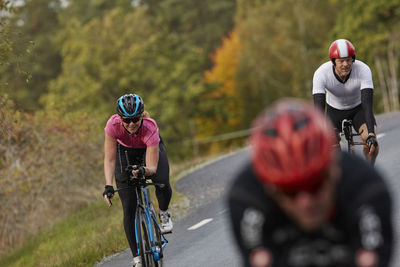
[134,185,168,262]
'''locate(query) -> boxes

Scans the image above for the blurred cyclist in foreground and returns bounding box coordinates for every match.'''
[227,99,393,267]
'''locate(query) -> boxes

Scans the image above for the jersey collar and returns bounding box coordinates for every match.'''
[332,65,351,84]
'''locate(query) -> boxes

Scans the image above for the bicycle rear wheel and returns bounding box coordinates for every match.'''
[136,208,156,267]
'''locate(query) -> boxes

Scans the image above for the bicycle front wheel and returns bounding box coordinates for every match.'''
[136,208,156,267]
[149,203,163,266]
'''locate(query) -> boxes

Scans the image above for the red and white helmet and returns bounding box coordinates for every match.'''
[329,39,356,64]
[250,99,337,193]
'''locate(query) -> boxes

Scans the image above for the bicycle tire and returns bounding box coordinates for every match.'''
[341,120,355,154]
[136,208,156,267]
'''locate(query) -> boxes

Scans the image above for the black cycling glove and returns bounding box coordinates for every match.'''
[103,185,115,198]
[366,135,378,148]
[137,166,146,177]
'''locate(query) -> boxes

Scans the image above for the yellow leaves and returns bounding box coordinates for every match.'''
[199,29,243,138]
[205,29,241,99]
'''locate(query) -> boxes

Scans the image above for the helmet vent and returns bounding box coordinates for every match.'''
[294,118,308,131]
[264,128,278,137]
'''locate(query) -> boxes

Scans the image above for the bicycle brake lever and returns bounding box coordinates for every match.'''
[106,192,113,206]
[126,165,145,178]
[126,165,137,171]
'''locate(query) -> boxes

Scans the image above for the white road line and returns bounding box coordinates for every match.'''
[188,218,213,231]
[377,133,385,139]
[218,209,227,215]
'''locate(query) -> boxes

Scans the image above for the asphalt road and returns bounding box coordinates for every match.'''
[95,111,400,267]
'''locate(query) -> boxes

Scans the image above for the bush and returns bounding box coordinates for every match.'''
[0,95,104,256]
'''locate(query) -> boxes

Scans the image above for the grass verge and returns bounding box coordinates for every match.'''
[0,198,126,267]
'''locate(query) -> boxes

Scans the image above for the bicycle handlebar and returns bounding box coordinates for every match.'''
[114,165,165,193]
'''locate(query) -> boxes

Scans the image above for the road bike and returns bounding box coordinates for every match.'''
[340,119,365,154]
[115,165,169,267]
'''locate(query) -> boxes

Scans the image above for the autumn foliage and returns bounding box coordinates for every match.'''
[202,29,243,136]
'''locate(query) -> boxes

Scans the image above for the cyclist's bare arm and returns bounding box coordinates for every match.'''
[145,145,159,176]
[130,144,158,178]
[104,133,117,206]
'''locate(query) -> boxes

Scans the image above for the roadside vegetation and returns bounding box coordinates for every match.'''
[1,0,399,265]
[0,147,241,267]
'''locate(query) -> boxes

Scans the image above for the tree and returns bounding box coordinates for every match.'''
[235,0,338,123]
[0,0,63,111]
[40,7,207,159]
[332,0,400,112]
[0,1,14,64]
[202,29,243,137]
[41,8,159,119]
[143,0,236,61]
[59,0,135,24]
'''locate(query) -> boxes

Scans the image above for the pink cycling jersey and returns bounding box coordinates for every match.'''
[105,114,160,148]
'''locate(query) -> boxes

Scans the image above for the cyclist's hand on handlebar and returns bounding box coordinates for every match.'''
[131,165,145,179]
[103,185,114,207]
[366,135,378,154]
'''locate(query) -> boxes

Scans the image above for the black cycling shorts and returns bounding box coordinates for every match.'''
[326,104,376,133]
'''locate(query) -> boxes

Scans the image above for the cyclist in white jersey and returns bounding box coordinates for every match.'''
[312,39,379,164]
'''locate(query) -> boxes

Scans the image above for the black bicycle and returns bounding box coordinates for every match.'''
[341,119,365,154]
[115,165,168,267]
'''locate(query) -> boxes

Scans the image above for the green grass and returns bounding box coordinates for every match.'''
[0,198,127,267]
[0,147,243,266]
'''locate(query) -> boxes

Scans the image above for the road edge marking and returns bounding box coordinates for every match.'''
[188,218,214,231]
[377,133,385,139]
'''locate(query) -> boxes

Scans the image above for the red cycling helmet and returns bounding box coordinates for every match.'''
[250,99,337,193]
[329,39,356,64]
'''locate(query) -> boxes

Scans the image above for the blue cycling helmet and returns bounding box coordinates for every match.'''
[116,94,144,116]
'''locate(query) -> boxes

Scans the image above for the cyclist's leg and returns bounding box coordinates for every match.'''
[148,141,173,233]
[151,142,172,211]
[116,176,138,258]
[352,106,379,163]
[326,104,347,145]
[114,143,145,259]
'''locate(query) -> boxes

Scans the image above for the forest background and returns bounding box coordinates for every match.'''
[1,0,399,259]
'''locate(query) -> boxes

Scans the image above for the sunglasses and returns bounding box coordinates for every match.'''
[279,179,326,199]
[273,173,330,200]
[121,116,142,124]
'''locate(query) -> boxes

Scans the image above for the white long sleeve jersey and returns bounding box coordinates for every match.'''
[312,60,374,110]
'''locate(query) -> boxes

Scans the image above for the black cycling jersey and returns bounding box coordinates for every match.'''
[227,152,392,267]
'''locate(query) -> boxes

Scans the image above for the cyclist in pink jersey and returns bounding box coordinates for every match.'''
[102,94,173,267]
